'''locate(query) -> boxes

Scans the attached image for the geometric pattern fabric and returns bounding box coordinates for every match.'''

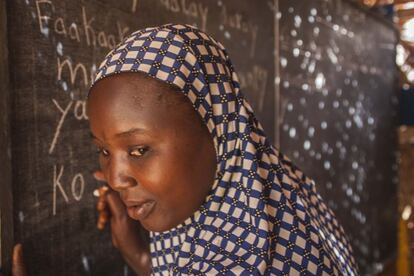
[92,24,359,275]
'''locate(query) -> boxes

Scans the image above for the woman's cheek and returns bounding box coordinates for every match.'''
[99,156,108,172]
[140,158,173,193]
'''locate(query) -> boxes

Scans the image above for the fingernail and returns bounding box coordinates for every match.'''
[13,244,23,263]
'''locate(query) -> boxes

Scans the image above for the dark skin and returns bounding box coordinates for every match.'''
[7,72,217,275]
[0,244,27,276]
[87,72,217,274]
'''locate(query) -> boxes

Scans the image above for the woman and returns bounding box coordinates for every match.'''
[8,23,358,275]
[89,23,358,275]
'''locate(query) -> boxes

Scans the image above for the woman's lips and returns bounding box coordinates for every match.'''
[126,201,156,221]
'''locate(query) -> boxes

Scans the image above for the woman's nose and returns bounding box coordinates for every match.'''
[106,155,136,191]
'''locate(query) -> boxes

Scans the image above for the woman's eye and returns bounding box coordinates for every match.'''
[129,147,148,157]
[97,148,109,157]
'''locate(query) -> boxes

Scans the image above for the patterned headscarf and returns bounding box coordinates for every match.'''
[91,24,358,275]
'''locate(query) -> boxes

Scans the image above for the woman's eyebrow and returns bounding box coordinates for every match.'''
[89,128,147,142]
[115,127,146,138]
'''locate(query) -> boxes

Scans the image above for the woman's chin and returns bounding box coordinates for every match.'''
[140,215,189,233]
[138,215,174,233]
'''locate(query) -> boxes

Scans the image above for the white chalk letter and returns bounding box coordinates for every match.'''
[35,0,52,33]
[71,173,85,201]
[53,165,69,215]
[49,99,73,154]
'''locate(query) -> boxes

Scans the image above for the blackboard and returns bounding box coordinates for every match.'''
[276,0,399,274]
[3,0,275,275]
[0,0,14,272]
[1,0,400,275]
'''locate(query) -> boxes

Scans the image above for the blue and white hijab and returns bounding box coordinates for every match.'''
[92,24,358,275]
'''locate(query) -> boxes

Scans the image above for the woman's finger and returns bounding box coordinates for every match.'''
[112,235,119,249]
[97,198,106,211]
[93,171,106,182]
[105,190,127,221]
[95,186,110,230]
[12,244,27,276]
[97,209,109,230]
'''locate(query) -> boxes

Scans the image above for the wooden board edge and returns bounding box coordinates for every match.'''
[274,0,281,148]
[0,0,14,274]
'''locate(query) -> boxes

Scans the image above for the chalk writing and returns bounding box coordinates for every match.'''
[49,99,73,154]
[49,98,88,154]
[53,164,68,215]
[219,3,258,58]
[132,0,138,13]
[57,57,89,88]
[237,65,268,112]
[35,0,129,49]
[71,173,85,201]
[53,165,85,215]
[33,0,121,220]
[74,100,88,120]
[35,0,52,34]
[158,0,208,31]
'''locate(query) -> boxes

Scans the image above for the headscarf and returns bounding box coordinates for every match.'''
[91,24,358,275]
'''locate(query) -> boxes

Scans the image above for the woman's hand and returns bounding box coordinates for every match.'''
[0,244,28,276]
[12,244,27,276]
[11,244,27,276]
[93,171,152,276]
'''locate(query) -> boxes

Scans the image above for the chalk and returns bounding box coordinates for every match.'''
[81,254,90,272]
[18,211,25,223]
[93,186,108,197]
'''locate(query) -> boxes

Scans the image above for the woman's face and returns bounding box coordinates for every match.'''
[88,73,217,232]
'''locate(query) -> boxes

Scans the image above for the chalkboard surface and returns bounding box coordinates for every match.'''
[3,0,399,275]
[5,0,274,275]
[276,0,399,274]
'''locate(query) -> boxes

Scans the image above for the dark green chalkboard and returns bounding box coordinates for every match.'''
[276,1,399,274]
[1,0,400,275]
[0,0,14,273]
[3,0,275,275]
